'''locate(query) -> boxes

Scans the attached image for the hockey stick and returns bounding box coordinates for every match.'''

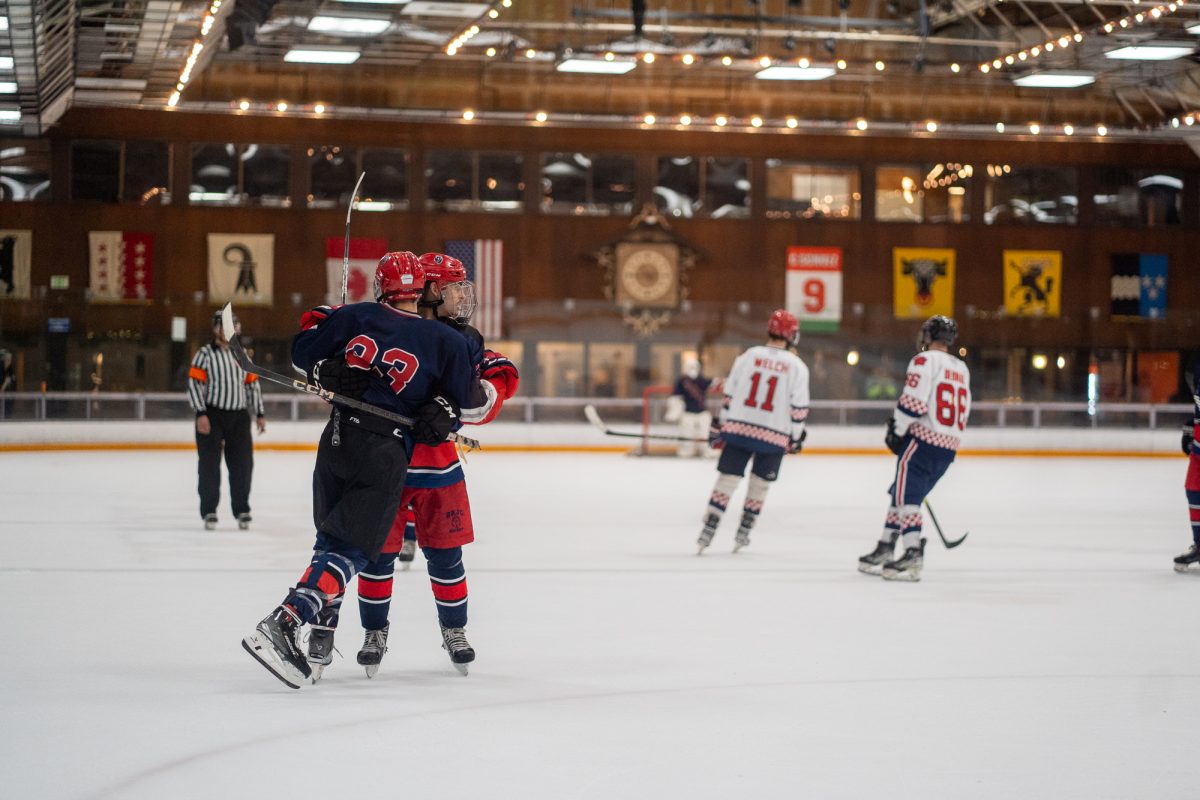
[219,304,481,451]
[583,404,708,443]
[340,171,367,305]
[923,500,968,549]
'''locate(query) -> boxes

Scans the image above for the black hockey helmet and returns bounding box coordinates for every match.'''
[918,315,957,350]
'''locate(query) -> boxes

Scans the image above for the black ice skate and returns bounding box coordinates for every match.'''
[397,539,416,571]
[697,513,720,554]
[440,625,475,675]
[882,538,926,582]
[242,606,312,689]
[357,623,389,679]
[306,623,337,682]
[1174,543,1200,573]
[204,513,218,531]
[858,534,898,575]
[732,513,755,553]
[237,513,252,531]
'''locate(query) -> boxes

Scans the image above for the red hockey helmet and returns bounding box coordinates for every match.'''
[767,309,800,345]
[374,251,425,303]
[417,252,467,287]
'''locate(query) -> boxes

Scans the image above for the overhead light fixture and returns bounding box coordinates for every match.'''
[751,116,763,127]
[556,57,636,74]
[643,113,656,125]
[0,82,18,94]
[314,104,326,114]
[679,114,692,125]
[0,16,7,31]
[681,53,695,65]
[0,57,13,70]
[755,65,836,80]
[284,47,362,64]
[1188,22,1200,34]
[0,108,21,123]
[786,117,798,128]
[462,109,475,120]
[996,122,1005,133]
[239,100,251,110]
[715,115,728,126]
[856,118,868,131]
[1106,43,1194,60]
[403,1,489,17]
[76,77,148,90]
[1013,71,1095,88]
[535,110,548,122]
[307,15,392,35]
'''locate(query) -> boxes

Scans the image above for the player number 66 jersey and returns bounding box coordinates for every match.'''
[894,349,971,451]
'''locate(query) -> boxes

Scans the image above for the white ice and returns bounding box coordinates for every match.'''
[2,448,1196,799]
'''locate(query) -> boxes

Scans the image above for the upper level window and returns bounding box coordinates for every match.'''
[0,139,51,202]
[766,161,860,219]
[1094,168,1182,227]
[876,163,972,223]
[541,153,635,215]
[308,146,408,210]
[655,156,750,218]
[983,164,1076,225]
[190,143,291,207]
[72,140,170,204]
[426,151,523,212]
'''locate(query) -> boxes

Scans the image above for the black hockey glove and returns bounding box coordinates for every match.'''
[885,418,905,456]
[313,357,370,400]
[708,417,725,450]
[1184,425,1195,456]
[412,396,459,445]
[788,429,807,455]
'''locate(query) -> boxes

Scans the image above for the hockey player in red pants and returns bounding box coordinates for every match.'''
[306,251,519,678]
[1174,355,1200,573]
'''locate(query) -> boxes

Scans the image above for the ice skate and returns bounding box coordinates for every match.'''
[306,623,336,682]
[242,607,311,689]
[882,538,926,582]
[203,513,218,531]
[858,535,898,575]
[397,539,417,571]
[237,513,251,531]
[440,625,475,675]
[357,623,389,679]
[732,513,754,553]
[1174,543,1200,573]
[697,513,720,554]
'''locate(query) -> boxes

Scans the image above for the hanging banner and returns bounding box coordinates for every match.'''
[326,238,389,305]
[89,231,155,302]
[1002,249,1061,317]
[207,233,274,306]
[785,246,842,332]
[0,229,33,300]
[892,247,955,318]
[1111,253,1168,320]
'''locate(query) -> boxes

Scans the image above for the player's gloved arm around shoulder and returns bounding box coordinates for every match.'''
[1184,424,1195,456]
[412,396,459,445]
[885,418,906,455]
[312,356,370,400]
[480,349,519,400]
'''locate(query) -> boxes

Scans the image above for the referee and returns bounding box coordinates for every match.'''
[188,310,266,530]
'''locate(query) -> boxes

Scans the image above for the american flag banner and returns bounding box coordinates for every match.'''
[89,231,154,301]
[445,239,504,339]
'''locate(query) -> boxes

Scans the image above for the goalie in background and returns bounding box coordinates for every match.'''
[666,358,713,457]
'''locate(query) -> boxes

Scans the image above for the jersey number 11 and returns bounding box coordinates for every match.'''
[744,372,778,412]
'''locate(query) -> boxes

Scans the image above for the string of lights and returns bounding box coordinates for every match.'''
[446,0,513,56]
[167,0,226,108]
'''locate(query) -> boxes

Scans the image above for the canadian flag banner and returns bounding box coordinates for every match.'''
[89,231,154,301]
[326,238,389,304]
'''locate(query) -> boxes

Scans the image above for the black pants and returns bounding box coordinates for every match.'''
[196,407,254,518]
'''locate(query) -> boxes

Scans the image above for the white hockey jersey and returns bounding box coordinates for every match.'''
[893,349,971,451]
[718,344,810,454]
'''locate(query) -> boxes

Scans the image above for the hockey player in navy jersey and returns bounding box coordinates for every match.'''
[668,358,714,458]
[858,315,971,582]
[241,251,486,689]
[305,252,518,679]
[697,310,810,554]
[1173,354,1200,572]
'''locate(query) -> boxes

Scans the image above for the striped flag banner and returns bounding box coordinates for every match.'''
[445,239,504,339]
[88,231,154,301]
[326,238,389,305]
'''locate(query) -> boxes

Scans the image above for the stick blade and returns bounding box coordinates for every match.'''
[220,303,237,342]
[943,531,969,549]
[583,404,607,433]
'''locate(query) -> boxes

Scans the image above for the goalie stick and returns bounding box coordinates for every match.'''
[923,500,968,549]
[583,404,708,443]
[219,304,481,451]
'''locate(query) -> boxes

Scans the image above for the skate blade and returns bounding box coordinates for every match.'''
[732,542,748,553]
[452,662,469,676]
[363,664,379,679]
[1174,563,1200,573]
[881,568,921,582]
[857,562,884,576]
[242,635,305,690]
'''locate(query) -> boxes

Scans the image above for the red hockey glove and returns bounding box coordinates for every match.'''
[708,418,725,450]
[299,305,334,331]
[788,429,807,454]
[480,349,519,400]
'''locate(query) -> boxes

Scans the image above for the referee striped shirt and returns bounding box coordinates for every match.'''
[187,342,264,416]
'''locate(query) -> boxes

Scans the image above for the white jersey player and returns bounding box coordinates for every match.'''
[697,310,810,554]
[858,315,971,581]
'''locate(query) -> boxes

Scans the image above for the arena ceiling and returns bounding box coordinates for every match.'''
[4,0,1200,139]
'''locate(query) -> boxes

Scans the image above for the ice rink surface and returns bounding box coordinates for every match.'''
[2,447,1197,799]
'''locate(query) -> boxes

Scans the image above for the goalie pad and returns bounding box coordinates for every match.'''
[663,394,685,424]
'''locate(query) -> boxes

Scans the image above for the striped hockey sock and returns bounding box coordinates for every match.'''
[425,546,468,629]
[358,553,397,632]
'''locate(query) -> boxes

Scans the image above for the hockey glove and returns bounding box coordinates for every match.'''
[480,349,520,400]
[299,305,334,332]
[884,418,905,456]
[1184,425,1195,456]
[313,357,370,400]
[412,396,459,445]
[708,418,725,450]
[788,429,807,455]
